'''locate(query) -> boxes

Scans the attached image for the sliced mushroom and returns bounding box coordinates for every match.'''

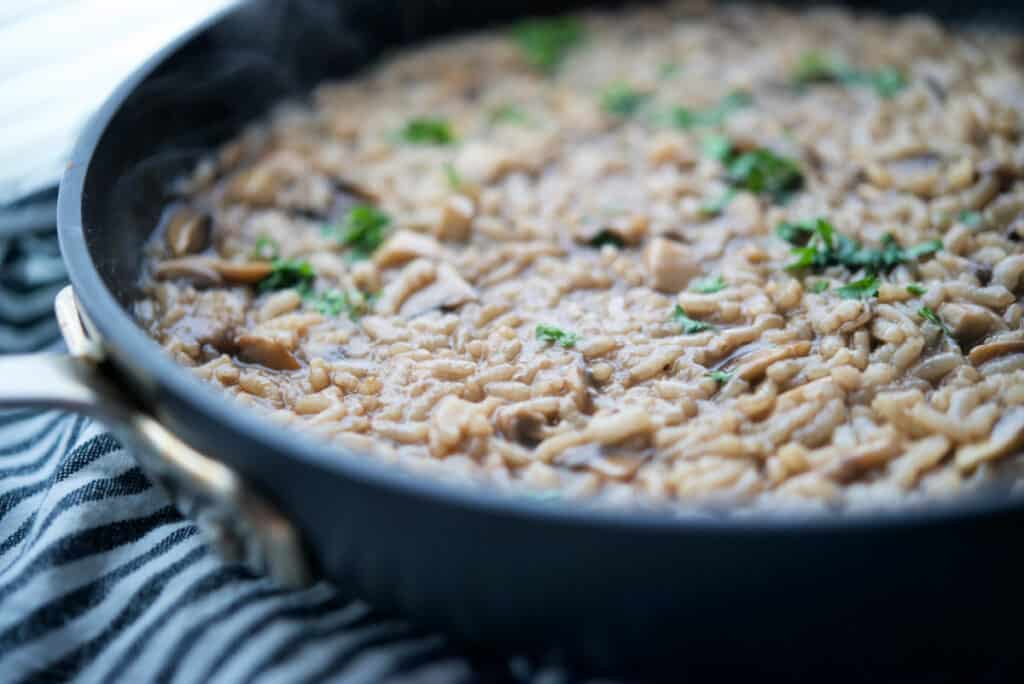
[434,195,475,242]
[400,264,478,318]
[165,206,210,256]
[226,165,280,206]
[644,237,700,293]
[153,257,223,287]
[153,257,274,287]
[373,230,445,269]
[494,407,546,447]
[939,302,1002,347]
[212,260,274,284]
[968,339,1024,365]
[235,333,300,371]
[955,407,1024,471]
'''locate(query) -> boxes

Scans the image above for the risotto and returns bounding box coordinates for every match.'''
[134,1,1024,512]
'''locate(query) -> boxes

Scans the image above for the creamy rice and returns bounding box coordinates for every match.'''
[134,1,1024,512]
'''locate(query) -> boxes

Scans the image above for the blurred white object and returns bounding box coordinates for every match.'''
[0,0,239,205]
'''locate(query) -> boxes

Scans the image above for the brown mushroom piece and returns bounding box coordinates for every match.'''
[373,230,445,269]
[938,302,1002,348]
[644,237,700,293]
[955,408,1024,471]
[235,333,301,371]
[211,260,274,285]
[153,257,275,287]
[164,206,210,257]
[153,258,224,287]
[399,264,479,318]
[967,339,1024,365]
[494,408,547,447]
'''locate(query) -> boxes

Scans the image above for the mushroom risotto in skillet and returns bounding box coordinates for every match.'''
[135,1,1024,512]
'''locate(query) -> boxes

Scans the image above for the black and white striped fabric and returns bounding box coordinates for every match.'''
[0,196,555,684]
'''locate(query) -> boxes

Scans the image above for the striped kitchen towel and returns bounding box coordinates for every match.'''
[0,198,559,683]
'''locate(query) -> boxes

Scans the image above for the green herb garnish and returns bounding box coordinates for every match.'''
[511,17,584,73]
[327,205,391,259]
[259,259,315,294]
[959,210,983,228]
[793,51,907,98]
[673,305,714,334]
[658,62,680,79]
[398,117,455,145]
[810,280,830,293]
[726,148,804,201]
[699,188,736,217]
[836,275,880,300]
[309,289,376,320]
[443,162,461,190]
[671,90,753,129]
[690,275,726,294]
[702,137,803,202]
[489,104,529,125]
[780,218,942,274]
[536,323,579,348]
[707,370,734,384]
[588,230,625,248]
[601,83,650,117]
[919,305,952,336]
[701,134,733,161]
[906,283,927,296]
[252,236,279,261]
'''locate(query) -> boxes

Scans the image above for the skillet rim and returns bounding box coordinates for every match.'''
[55,0,1024,537]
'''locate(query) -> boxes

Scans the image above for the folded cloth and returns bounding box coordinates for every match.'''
[0,206,515,683]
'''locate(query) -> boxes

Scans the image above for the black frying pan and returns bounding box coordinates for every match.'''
[4,0,1024,678]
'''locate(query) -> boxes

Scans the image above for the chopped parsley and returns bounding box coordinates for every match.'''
[690,275,726,294]
[601,83,650,117]
[793,51,907,98]
[398,117,455,145]
[489,104,529,125]
[327,205,391,259]
[707,370,734,384]
[810,280,830,294]
[836,275,880,300]
[536,324,579,348]
[699,188,736,217]
[658,62,680,79]
[443,162,461,190]
[673,305,714,334]
[701,134,733,161]
[779,218,942,273]
[671,90,753,129]
[919,305,952,337]
[702,137,803,202]
[511,17,584,73]
[308,289,376,320]
[258,259,315,294]
[588,229,625,248]
[906,283,927,296]
[251,236,279,261]
[726,148,804,201]
[959,210,984,228]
